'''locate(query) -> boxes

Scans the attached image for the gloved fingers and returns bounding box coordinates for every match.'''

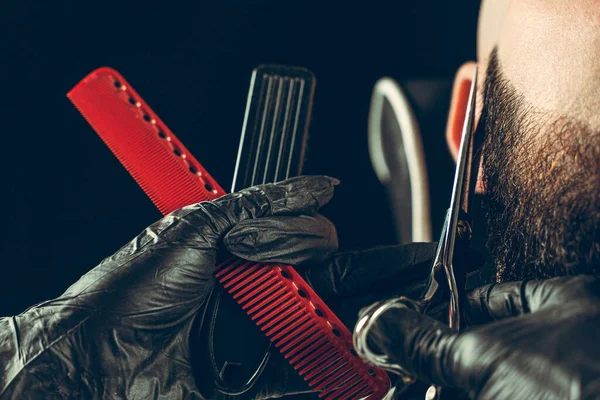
[208,175,338,229]
[223,213,338,265]
[363,304,459,388]
[298,243,438,300]
[322,275,431,330]
[464,281,528,326]
[464,275,591,325]
[160,176,338,244]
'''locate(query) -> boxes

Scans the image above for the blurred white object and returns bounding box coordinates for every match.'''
[368,78,432,243]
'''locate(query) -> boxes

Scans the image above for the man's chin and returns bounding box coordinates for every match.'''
[485,204,598,283]
[479,48,600,284]
[486,204,561,283]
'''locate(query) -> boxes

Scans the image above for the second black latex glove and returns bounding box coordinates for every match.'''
[225,219,438,399]
[364,275,600,400]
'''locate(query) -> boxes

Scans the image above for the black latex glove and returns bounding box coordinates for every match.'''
[0,176,338,399]
[0,174,441,400]
[231,235,439,399]
[365,275,600,400]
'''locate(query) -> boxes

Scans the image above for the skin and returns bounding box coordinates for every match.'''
[447,0,600,161]
[362,5,600,392]
[445,0,600,280]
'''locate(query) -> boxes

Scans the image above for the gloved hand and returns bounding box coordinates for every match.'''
[0,175,441,400]
[363,275,600,400]
[0,176,337,399]
[248,241,439,399]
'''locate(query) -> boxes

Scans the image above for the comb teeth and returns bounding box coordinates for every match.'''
[68,67,390,399]
[218,262,391,399]
[232,65,315,192]
[67,67,226,215]
[296,345,338,372]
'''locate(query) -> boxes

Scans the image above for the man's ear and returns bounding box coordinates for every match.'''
[446,61,486,193]
[446,62,479,161]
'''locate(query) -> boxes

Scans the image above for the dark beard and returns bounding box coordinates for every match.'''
[481,48,600,282]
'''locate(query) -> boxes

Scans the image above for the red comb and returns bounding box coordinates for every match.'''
[68,67,225,211]
[67,67,391,399]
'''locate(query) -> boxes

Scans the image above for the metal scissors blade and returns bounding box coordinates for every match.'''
[352,68,481,400]
[432,67,478,331]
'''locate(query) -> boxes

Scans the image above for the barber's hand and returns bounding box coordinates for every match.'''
[0,173,444,400]
[364,275,600,400]
[0,176,338,399]
[232,221,440,399]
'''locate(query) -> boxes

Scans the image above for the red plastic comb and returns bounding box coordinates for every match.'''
[67,67,391,399]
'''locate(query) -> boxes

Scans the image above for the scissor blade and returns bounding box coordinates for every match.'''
[442,67,478,266]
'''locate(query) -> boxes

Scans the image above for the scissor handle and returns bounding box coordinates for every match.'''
[353,297,420,393]
[352,210,473,398]
[353,68,479,399]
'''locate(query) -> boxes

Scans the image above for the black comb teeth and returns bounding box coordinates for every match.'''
[231,65,315,192]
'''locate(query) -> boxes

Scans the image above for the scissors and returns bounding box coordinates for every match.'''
[354,67,480,400]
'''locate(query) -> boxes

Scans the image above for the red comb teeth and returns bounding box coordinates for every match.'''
[218,265,390,399]
[68,67,391,399]
[67,67,225,213]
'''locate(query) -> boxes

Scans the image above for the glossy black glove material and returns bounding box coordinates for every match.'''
[366,275,600,400]
[0,176,338,399]
[0,173,447,399]
[241,243,441,399]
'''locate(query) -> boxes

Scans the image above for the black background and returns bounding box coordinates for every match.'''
[0,1,480,316]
